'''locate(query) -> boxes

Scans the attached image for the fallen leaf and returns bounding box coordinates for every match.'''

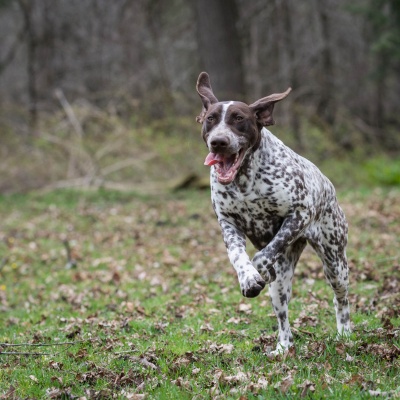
[221,371,248,385]
[238,303,252,314]
[275,374,293,393]
[0,386,16,399]
[172,376,191,389]
[298,379,315,397]
[130,356,159,371]
[50,376,63,385]
[219,343,234,354]
[246,379,267,395]
[335,343,346,355]
[200,323,214,332]
[75,348,88,359]
[346,374,364,386]
[48,360,63,370]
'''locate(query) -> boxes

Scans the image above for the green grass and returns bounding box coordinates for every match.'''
[0,188,399,399]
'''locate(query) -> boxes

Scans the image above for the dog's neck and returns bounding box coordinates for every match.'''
[232,129,273,195]
[233,142,265,195]
[232,151,255,194]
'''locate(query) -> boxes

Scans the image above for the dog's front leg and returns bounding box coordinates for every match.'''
[219,219,266,298]
[252,210,311,280]
[252,212,311,355]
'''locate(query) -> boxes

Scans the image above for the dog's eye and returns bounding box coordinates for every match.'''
[207,116,214,122]
[236,115,244,122]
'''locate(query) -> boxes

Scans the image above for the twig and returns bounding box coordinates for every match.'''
[0,340,94,357]
[292,327,315,337]
[0,341,80,347]
[54,89,97,180]
[0,351,52,356]
[54,89,84,139]
[41,177,104,191]
[113,350,136,355]
[100,154,156,177]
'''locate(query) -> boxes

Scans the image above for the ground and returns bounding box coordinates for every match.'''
[0,187,399,399]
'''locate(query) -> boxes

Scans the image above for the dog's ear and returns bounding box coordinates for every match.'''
[249,88,292,127]
[196,72,218,124]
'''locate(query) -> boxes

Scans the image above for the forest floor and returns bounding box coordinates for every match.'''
[0,187,399,399]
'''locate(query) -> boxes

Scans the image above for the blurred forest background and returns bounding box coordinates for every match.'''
[0,0,399,193]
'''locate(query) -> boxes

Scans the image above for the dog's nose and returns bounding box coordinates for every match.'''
[210,136,229,151]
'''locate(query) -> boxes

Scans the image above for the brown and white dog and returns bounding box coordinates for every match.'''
[196,72,351,354]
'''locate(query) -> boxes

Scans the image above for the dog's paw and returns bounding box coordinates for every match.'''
[266,345,295,360]
[252,254,277,284]
[335,328,352,341]
[260,266,276,284]
[240,271,266,298]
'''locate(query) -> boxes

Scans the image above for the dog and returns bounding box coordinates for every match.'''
[195,72,351,355]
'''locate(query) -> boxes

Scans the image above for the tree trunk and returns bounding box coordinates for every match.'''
[316,0,336,126]
[278,0,304,151]
[18,0,38,132]
[193,0,245,100]
[144,0,175,118]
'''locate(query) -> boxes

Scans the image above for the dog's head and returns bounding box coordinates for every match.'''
[196,72,291,185]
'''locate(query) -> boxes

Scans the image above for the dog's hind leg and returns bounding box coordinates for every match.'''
[268,238,307,355]
[323,251,351,335]
[310,206,351,336]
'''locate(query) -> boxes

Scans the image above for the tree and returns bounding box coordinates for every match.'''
[315,0,336,126]
[193,0,245,100]
[18,0,38,131]
[276,0,304,150]
[368,0,400,132]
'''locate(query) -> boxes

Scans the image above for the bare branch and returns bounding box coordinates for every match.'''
[54,89,84,139]
[100,154,156,177]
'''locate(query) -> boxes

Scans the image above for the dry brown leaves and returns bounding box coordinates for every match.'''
[1,186,399,398]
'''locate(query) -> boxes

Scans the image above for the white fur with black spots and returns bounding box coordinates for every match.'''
[196,72,351,355]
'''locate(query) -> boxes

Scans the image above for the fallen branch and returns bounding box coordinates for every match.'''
[0,340,94,357]
[100,154,156,177]
[0,341,80,347]
[0,351,52,356]
[292,327,315,337]
[41,177,104,191]
[113,349,136,355]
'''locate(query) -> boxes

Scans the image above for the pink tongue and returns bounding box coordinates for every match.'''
[204,152,225,166]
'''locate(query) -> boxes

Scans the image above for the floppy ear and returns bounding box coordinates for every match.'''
[249,87,292,127]
[196,72,218,123]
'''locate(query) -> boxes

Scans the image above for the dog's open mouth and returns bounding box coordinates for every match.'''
[204,149,246,184]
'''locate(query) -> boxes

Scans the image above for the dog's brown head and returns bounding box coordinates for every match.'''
[196,72,291,185]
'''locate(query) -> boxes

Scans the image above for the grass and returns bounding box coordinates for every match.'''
[0,187,399,399]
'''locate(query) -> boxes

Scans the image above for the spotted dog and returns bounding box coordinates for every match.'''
[196,72,351,355]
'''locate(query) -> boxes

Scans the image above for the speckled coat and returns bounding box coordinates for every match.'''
[197,72,351,355]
